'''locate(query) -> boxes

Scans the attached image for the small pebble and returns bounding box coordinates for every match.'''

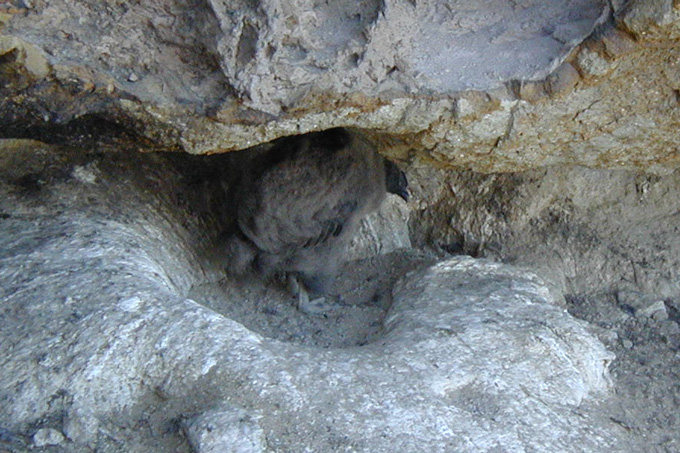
[577,48,614,77]
[622,339,634,349]
[637,300,668,321]
[33,428,65,447]
[651,309,669,322]
[659,321,680,340]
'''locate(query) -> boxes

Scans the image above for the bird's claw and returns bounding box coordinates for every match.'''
[288,274,336,316]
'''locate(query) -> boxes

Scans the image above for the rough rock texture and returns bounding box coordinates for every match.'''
[182,405,268,453]
[207,0,608,113]
[409,166,680,303]
[1,140,619,452]
[0,1,678,172]
[408,163,680,450]
[2,1,680,451]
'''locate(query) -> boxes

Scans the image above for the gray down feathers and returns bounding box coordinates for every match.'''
[224,128,408,295]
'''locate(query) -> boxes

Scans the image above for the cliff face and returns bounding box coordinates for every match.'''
[1,1,680,452]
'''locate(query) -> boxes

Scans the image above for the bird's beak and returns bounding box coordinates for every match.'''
[397,188,410,202]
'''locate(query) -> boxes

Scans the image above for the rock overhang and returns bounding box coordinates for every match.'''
[3,0,678,174]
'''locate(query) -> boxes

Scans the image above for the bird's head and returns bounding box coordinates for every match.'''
[384,159,409,202]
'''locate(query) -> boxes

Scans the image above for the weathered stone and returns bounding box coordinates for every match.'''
[453,91,499,120]
[347,195,411,261]
[659,320,680,339]
[0,140,622,452]
[617,291,671,320]
[183,405,267,453]
[615,0,680,39]
[32,428,65,447]
[0,1,677,174]
[545,62,582,97]
[0,36,50,79]
[6,0,675,176]
[518,80,548,102]
[1,2,680,450]
[576,47,617,77]
[639,301,669,320]
[411,166,680,304]
[204,0,608,114]
[63,408,99,447]
[600,28,638,58]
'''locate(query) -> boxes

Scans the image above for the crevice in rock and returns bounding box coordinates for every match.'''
[167,130,427,349]
[0,113,156,151]
[0,128,421,350]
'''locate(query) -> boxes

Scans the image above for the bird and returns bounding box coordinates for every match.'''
[222,127,409,314]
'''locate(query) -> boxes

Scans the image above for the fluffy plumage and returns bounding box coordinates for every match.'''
[225,128,408,305]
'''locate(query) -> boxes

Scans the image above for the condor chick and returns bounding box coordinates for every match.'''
[226,128,408,312]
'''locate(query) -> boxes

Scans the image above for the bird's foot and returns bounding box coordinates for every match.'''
[286,273,302,297]
[288,274,337,316]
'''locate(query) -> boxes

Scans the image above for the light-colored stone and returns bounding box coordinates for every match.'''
[8,0,678,177]
[0,35,50,78]
[615,0,680,38]
[0,1,677,175]
[0,140,622,452]
[205,0,608,114]
[0,4,679,449]
[639,300,669,321]
[616,291,671,320]
[348,194,411,261]
[183,406,267,453]
[33,428,65,447]
[411,166,680,305]
[576,48,616,77]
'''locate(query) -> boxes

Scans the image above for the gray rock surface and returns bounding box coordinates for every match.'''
[207,0,608,114]
[0,139,620,452]
[409,166,680,304]
[183,405,267,453]
[33,428,66,447]
[1,1,678,173]
[408,164,680,450]
[347,194,411,261]
[1,1,679,450]
[3,0,608,115]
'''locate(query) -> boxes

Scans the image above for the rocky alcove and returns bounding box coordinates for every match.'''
[1,0,680,452]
